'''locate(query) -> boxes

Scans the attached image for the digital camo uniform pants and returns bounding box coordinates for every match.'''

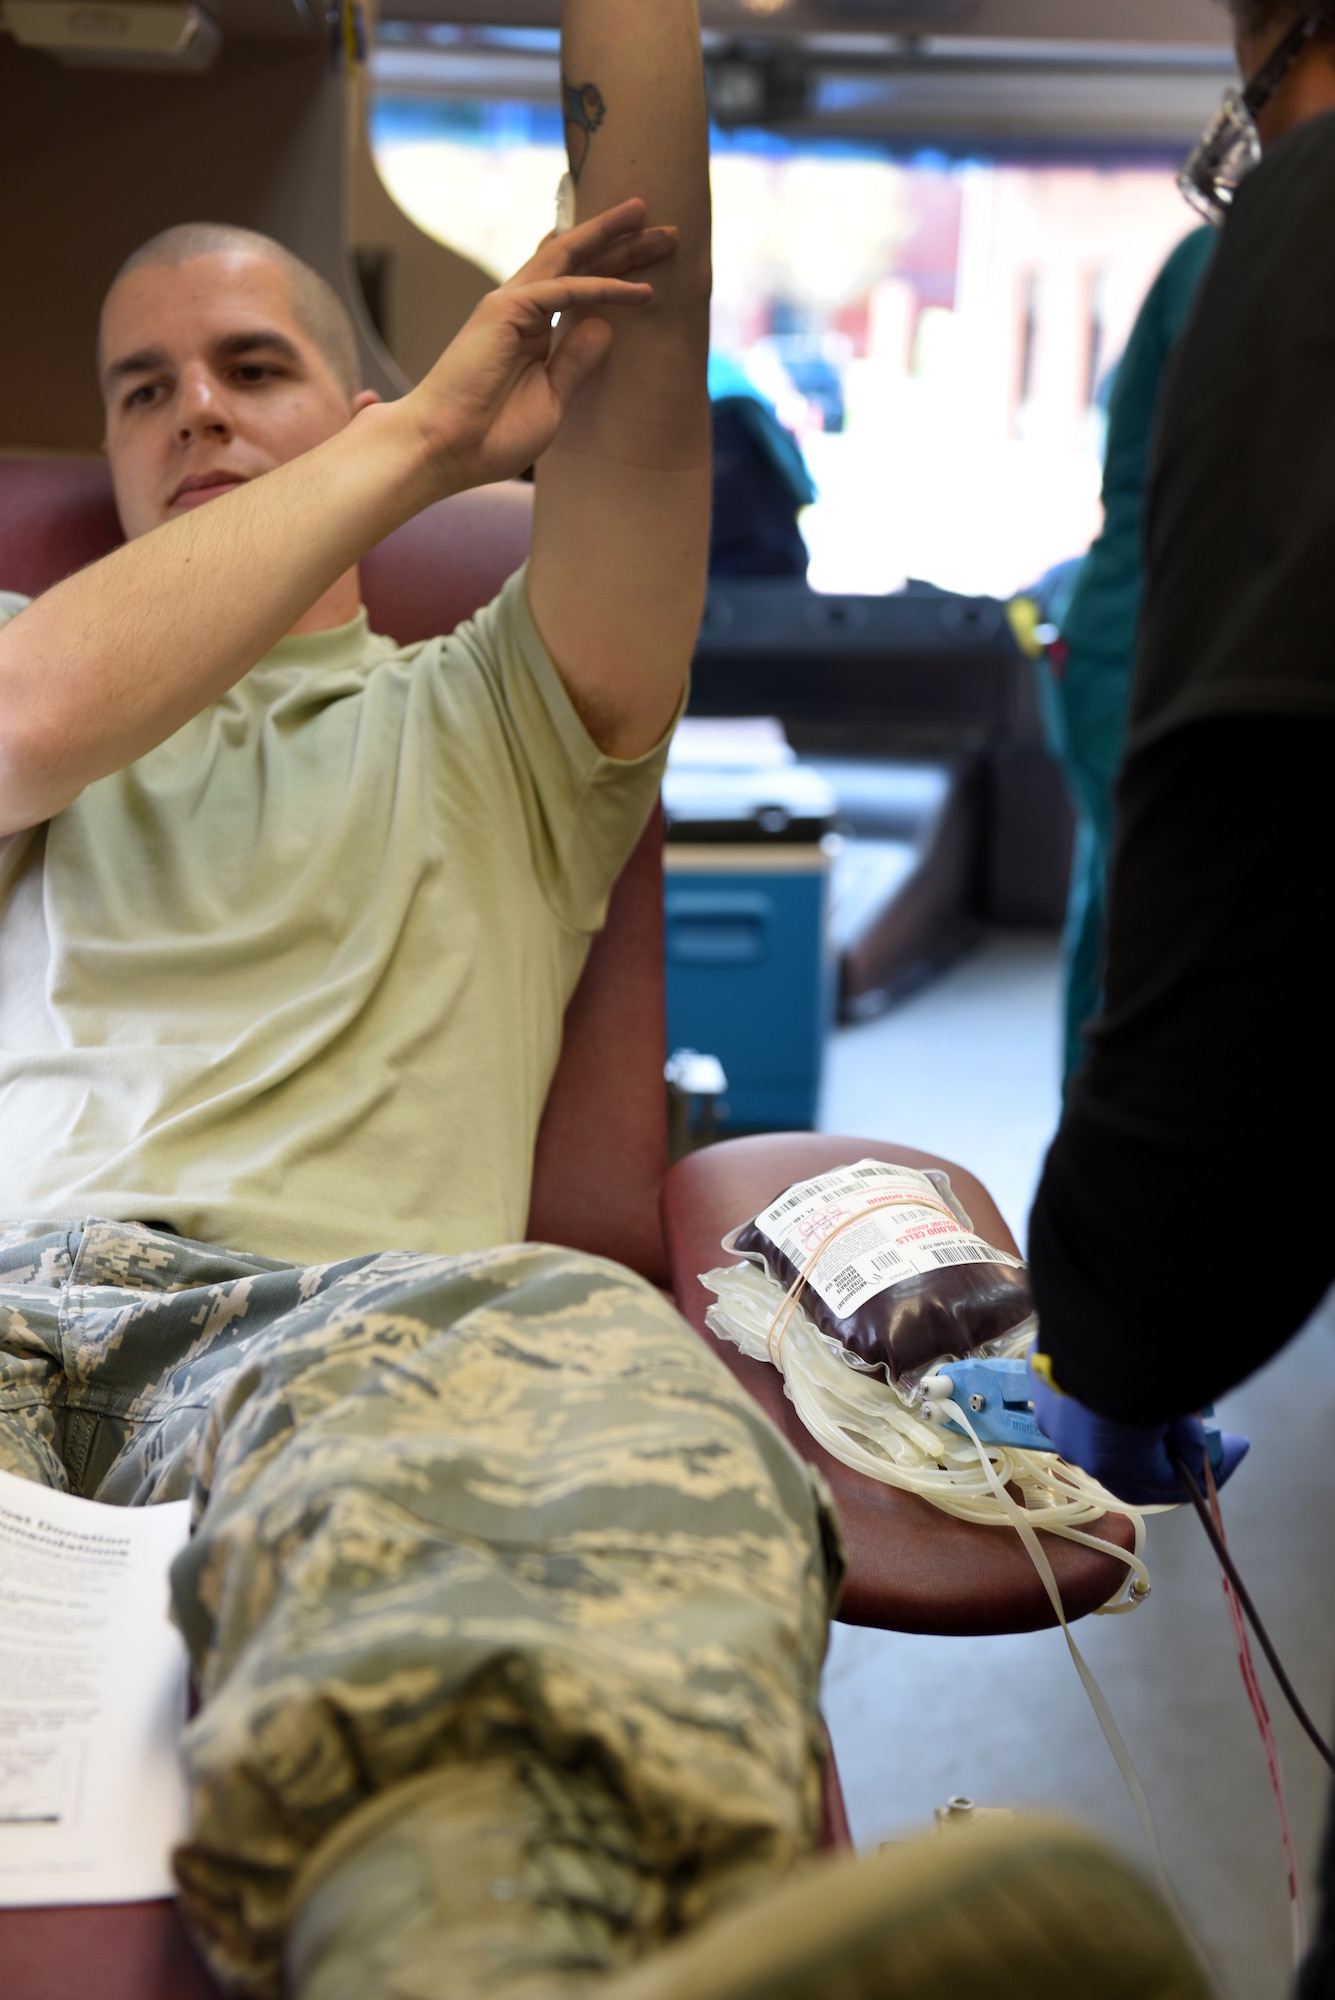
[0,1219,843,2000]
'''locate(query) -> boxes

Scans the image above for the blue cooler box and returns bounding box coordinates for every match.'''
[663,761,836,1132]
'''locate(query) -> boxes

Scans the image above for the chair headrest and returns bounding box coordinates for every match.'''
[0,457,534,642]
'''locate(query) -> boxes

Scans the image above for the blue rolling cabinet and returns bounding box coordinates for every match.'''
[663,755,836,1131]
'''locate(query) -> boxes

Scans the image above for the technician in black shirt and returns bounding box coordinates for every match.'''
[1025,8,1335,1992]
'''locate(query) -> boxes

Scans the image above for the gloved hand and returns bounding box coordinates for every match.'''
[1027,1355,1249,1505]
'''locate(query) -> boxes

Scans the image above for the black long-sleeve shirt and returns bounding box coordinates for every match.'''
[1030,715,1335,1423]
[1028,112,1335,1424]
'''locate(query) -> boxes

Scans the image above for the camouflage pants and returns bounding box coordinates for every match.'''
[0,1220,841,1999]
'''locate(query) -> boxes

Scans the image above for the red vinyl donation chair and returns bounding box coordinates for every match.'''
[0,458,1132,1999]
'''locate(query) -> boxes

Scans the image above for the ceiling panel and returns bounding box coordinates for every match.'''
[380,0,1232,46]
[371,2,1238,149]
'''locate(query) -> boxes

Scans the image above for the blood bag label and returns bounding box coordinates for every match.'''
[748,1160,1022,1325]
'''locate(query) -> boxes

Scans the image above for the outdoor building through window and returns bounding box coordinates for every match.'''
[369,73,1198,601]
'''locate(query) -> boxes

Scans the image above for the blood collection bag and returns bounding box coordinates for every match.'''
[725,1159,1033,1382]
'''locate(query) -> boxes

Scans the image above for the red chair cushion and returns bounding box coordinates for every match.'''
[0,1903,218,2000]
[0,455,536,622]
[360,480,536,644]
[0,455,124,596]
[529,801,669,1284]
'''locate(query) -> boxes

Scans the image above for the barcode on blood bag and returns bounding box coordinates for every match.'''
[772,1186,817,1216]
[851,1165,891,1179]
[926,1241,992,1267]
[869,1250,903,1273]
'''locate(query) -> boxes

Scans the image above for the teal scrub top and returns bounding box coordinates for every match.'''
[1059,226,1217,779]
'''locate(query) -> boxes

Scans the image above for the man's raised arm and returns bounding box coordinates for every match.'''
[0,220,667,838]
[528,0,713,760]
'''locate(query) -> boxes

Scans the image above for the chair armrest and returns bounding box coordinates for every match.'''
[0,1900,220,2000]
[661,1132,1135,1636]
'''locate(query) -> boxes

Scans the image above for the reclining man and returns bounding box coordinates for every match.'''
[0,3,1211,1995]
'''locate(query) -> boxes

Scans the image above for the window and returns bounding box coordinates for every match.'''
[1085,266,1111,409]
[1014,269,1041,431]
[370,82,1195,599]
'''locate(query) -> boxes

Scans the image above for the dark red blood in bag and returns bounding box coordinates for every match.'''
[731,1208,1034,1382]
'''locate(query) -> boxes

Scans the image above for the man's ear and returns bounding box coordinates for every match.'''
[352,389,382,416]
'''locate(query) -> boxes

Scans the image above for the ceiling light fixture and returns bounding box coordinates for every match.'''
[0,0,219,68]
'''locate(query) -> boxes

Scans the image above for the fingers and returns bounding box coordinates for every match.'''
[1215,1433,1251,1486]
[545,315,615,413]
[577,227,679,281]
[553,196,650,262]
[510,198,678,285]
[509,276,654,326]
[522,230,677,287]
[505,199,644,286]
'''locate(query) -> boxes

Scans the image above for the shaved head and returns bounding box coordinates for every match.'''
[99,224,381,547]
[104,223,360,397]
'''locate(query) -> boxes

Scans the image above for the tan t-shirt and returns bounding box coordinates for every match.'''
[0,570,670,1262]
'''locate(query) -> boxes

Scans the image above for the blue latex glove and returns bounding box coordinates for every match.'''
[1027,1356,1249,1505]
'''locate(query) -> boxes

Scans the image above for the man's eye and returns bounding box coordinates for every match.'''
[125,383,162,410]
[233,365,277,385]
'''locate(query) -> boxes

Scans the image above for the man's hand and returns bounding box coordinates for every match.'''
[1027,1355,1250,1505]
[409,201,677,493]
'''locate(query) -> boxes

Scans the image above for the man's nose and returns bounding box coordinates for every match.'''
[176,370,232,441]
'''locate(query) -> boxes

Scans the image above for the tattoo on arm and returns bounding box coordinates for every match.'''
[563,76,606,184]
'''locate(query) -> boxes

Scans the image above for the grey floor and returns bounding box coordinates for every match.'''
[816,931,1335,1999]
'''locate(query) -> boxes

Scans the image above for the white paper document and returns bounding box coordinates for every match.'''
[0,1468,191,1905]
